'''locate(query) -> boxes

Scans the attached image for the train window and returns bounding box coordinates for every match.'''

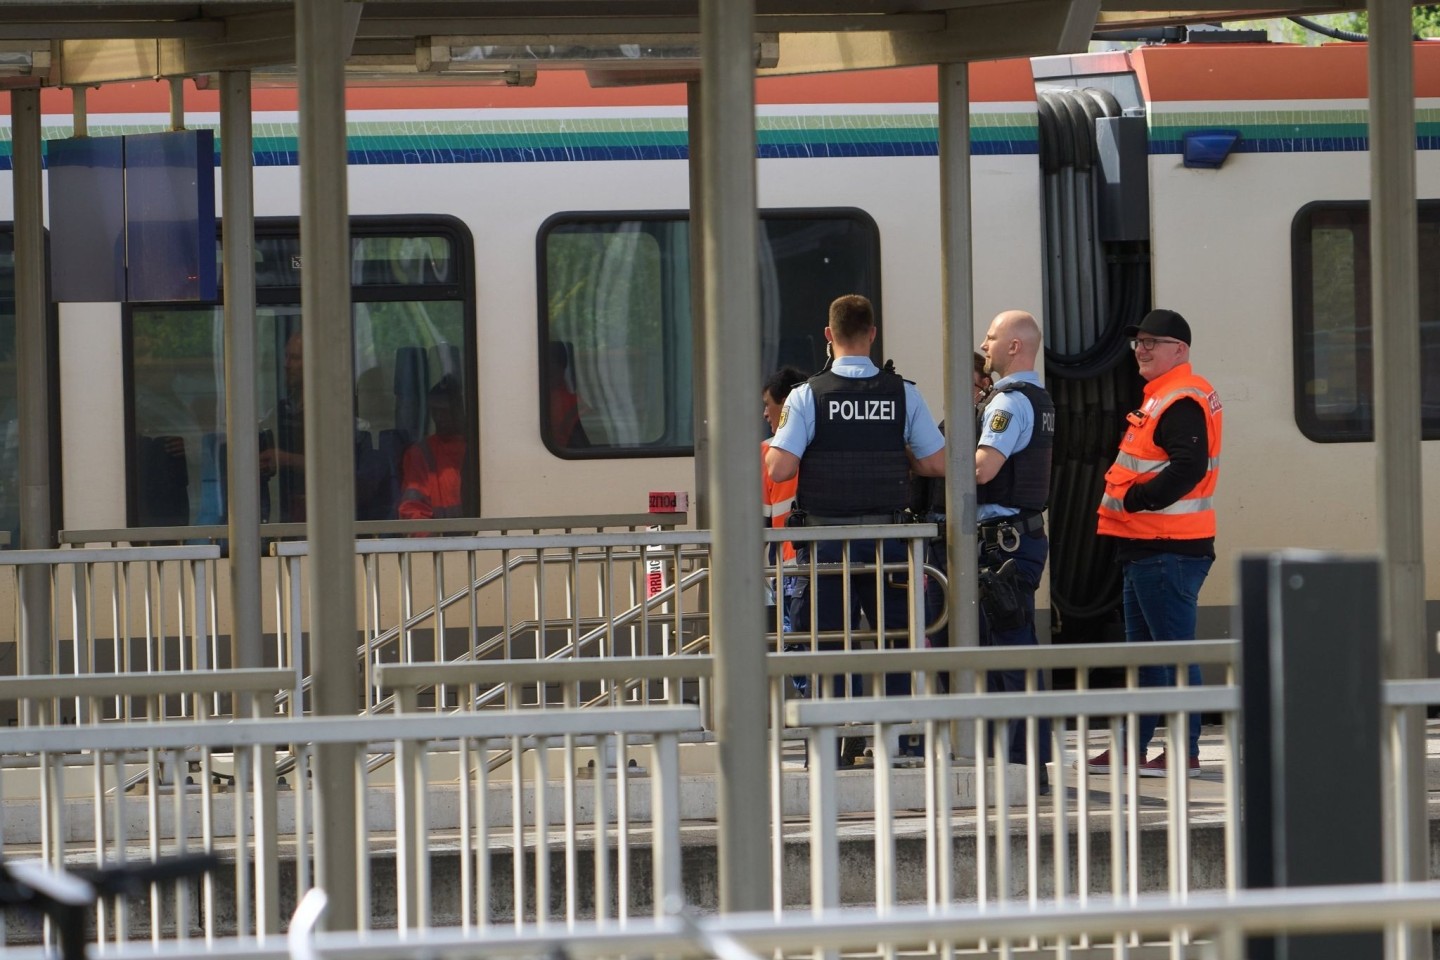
[539,209,881,457]
[127,216,477,528]
[1293,200,1440,441]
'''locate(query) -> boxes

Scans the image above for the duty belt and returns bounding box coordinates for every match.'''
[978,513,1045,551]
[803,512,903,526]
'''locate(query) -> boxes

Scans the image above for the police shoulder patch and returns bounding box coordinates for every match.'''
[777,406,789,429]
[989,410,1012,433]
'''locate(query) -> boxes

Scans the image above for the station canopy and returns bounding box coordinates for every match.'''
[0,1,1382,89]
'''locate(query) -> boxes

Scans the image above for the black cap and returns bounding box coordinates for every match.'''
[1124,308,1191,346]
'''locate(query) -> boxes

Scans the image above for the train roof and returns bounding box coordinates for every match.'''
[0,3,1424,89]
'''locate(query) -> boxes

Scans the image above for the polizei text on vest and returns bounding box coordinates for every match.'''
[827,399,898,421]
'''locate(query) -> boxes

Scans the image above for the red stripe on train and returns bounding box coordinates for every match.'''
[5,59,1035,117]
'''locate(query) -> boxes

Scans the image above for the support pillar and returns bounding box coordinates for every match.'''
[297,0,359,930]
[688,81,709,531]
[699,0,770,913]
[1367,11,1429,960]
[939,64,980,742]
[221,71,263,673]
[12,86,52,693]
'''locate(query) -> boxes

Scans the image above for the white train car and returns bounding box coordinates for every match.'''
[0,37,1434,655]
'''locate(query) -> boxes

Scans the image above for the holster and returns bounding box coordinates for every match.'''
[977,558,1027,632]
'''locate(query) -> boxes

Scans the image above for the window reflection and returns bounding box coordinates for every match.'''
[128,221,474,527]
[539,211,880,457]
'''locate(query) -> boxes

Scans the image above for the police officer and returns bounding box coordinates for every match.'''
[975,310,1055,776]
[766,294,945,761]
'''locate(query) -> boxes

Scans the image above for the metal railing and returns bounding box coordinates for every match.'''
[0,546,220,709]
[0,704,699,951]
[379,641,1241,916]
[268,523,943,718]
[9,881,1438,960]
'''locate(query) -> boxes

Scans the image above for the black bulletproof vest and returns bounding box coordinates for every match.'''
[976,380,1054,512]
[797,368,909,516]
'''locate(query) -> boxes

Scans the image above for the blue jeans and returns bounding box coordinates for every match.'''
[789,534,912,698]
[1122,552,1214,760]
[979,530,1051,765]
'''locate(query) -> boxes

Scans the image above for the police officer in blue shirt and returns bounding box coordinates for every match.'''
[766,294,945,761]
[976,309,1055,780]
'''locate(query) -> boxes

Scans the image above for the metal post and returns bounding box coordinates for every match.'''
[688,81,709,531]
[169,76,186,131]
[221,71,263,674]
[297,0,359,931]
[1368,4,1429,958]
[699,0,769,912]
[12,86,52,692]
[220,68,276,934]
[72,86,88,138]
[939,63,979,741]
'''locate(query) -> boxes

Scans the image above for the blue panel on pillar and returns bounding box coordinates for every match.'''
[46,136,126,302]
[124,130,218,302]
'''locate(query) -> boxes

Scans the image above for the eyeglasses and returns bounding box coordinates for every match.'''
[1130,337,1183,351]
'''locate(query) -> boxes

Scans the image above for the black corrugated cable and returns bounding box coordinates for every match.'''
[1286,16,1380,43]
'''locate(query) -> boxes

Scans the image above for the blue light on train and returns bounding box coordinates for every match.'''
[1182,129,1241,169]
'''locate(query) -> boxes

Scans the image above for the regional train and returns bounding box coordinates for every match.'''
[0,34,1436,653]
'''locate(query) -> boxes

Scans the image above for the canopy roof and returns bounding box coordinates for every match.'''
[0,1,1367,88]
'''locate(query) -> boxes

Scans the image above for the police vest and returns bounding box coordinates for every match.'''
[1095,363,1222,540]
[797,368,909,516]
[976,381,1055,513]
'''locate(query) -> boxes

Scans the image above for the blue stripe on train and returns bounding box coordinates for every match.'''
[0,137,1039,170]
[255,139,1036,166]
[1150,135,1440,154]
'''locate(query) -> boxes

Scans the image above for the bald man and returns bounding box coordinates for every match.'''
[975,310,1055,784]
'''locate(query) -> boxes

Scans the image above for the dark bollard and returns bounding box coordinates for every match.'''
[1238,552,1383,960]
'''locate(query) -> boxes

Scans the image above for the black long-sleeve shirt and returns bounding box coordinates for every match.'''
[1113,397,1215,561]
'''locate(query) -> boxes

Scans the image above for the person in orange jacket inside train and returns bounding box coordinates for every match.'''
[1089,308,1223,780]
[400,375,468,525]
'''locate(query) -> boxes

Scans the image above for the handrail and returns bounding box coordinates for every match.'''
[375,641,1238,693]
[369,563,714,719]
[0,544,220,564]
[273,549,711,716]
[0,668,293,702]
[360,545,710,660]
[58,512,688,545]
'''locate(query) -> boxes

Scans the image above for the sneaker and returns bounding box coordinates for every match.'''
[1082,749,1121,774]
[1139,751,1200,778]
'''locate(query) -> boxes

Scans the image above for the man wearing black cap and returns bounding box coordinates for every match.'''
[1089,308,1223,779]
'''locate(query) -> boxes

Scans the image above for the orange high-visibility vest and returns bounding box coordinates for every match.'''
[1096,363,1222,541]
[400,434,466,522]
[761,440,798,561]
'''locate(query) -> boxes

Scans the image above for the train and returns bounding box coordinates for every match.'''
[0,32,1435,655]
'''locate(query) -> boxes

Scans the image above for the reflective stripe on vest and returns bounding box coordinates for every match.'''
[762,496,795,519]
[1096,364,1222,541]
[1113,451,1222,474]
